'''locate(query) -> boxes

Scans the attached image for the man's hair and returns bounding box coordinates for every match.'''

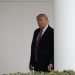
[36,13,48,20]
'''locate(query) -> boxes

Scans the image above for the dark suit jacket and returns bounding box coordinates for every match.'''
[30,25,54,71]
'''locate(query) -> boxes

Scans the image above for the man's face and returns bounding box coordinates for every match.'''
[37,16,48,29]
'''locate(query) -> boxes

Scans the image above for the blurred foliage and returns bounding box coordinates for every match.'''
[0,70,75,75]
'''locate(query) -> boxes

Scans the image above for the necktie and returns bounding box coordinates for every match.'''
[35,30,42,62]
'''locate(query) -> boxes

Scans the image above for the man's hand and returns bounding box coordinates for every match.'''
[29,65,33,70]
[48,64,53,71]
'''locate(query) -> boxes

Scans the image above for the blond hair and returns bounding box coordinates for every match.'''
[36,13,48,20]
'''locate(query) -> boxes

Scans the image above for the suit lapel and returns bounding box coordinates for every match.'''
[41,26,50,39]
[35,25,50,42]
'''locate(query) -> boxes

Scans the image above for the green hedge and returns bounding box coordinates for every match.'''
[1,70,75,75]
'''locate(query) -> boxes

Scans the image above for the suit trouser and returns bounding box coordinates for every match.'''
[34,62,49,72]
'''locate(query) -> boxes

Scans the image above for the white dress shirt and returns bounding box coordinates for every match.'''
[36,25,48,41]
[42,24,48,36]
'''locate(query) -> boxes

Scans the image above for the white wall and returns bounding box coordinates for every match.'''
[0,1,54,73]
[54,0,75,71]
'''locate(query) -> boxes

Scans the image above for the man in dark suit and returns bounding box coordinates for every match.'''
[29,14,54,72]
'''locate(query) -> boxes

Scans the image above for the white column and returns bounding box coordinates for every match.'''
[54,0,75,71]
